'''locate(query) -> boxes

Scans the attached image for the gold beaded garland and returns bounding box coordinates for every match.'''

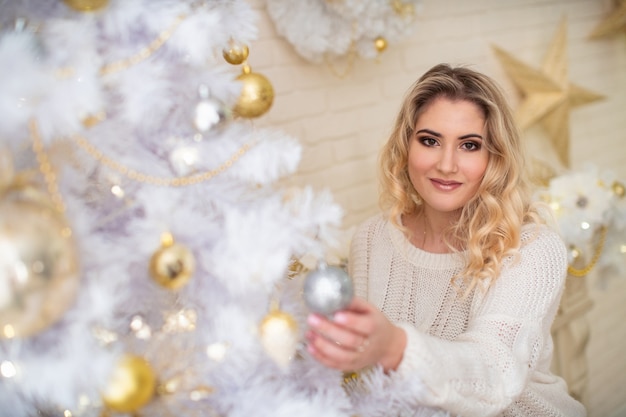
[0,121,81,339]
[100,15,186,76]
[71,132,256,187]
[30,120,65,214]
[567,226,608,277]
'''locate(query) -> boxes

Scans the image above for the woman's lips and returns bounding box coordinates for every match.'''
[430,178,461,191]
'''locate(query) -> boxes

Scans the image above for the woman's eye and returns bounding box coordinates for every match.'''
[418,137,438,147]
[461,141,481,151]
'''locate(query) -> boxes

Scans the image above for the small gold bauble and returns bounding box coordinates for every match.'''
[223,41,249,65]
[149,233,195,290]
[0,185,80,339]
[63,0,108,12]
[374,36,388,53]
[233,66,274,118]
[102,354,156,413]
[612,181,625,198]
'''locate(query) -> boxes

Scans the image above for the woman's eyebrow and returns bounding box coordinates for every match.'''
[416,129,483,141]
[415,128,441,137]
[459,133,483,140]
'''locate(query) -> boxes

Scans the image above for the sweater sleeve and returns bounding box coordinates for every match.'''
[394,227,568,417]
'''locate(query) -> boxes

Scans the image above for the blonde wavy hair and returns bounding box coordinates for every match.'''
[379,63,542,291]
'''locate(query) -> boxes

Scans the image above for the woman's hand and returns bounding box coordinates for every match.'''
[305,297,406,372]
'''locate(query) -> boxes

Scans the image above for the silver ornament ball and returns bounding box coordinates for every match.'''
[193,98,228,133]
[192,84,229,133]
[303,264,353,315]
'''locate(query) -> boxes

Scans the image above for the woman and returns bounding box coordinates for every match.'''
[305,64,586,416]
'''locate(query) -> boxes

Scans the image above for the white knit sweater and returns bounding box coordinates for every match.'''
[348,214,586,417]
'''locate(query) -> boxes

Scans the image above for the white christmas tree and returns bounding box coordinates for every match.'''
[0,1,354,415]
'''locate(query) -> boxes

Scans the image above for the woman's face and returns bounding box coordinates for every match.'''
[407,96,489,216]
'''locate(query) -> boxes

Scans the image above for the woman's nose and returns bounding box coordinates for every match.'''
[436,147,458,173]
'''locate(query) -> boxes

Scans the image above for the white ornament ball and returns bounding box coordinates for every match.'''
[303,264,353,315]
[169,146,199,176]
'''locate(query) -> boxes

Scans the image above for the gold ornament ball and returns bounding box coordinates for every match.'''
[259,309,298,368]
[260,310,298,335]
[613,181,625,198]
[63,0,108,11]
[223,42,249,65]
[149,236,195,290]
[233,66,274,118]
[102,354,156,413]
[0,185,80,339]
[374,36,388,53]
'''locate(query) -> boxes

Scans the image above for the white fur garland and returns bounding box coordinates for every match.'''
[265,0,422,64]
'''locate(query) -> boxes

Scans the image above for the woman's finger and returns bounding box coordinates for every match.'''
[330,297,380,338]
[306,330,367,371]
[307,314,366,351]
[343,296,374,313]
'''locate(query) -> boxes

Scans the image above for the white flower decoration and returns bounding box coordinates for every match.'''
[537,165,625,283]
[542,165,615,248]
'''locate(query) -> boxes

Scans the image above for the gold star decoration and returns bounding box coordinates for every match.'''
[492,18,604,168]
[589,0,626,39]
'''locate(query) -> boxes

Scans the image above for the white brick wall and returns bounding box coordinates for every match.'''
[247,0,626,415]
